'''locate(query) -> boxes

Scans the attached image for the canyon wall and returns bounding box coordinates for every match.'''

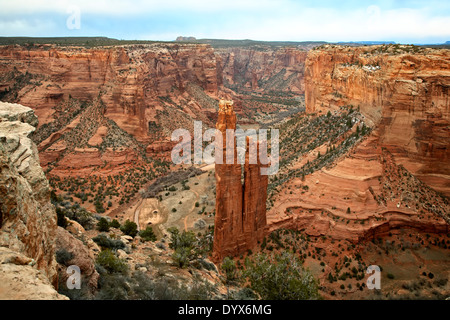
[0,43,310,175]
[305,45,450,196]
[0,102,64,299]
[267,45,449,245]
[0,43,220,132]
[212,100,268,263]
[0,43,223,174]
[216,47,307,94]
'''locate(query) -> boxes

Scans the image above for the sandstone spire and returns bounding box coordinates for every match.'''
[212,99,268,263]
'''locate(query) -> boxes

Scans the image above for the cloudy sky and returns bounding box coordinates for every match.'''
[1,0,449,43]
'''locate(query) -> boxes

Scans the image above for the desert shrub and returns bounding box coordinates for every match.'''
[65,207,95,230]
[178,275,218,300]
[92,234,125,250]
[168,227,196,250]
[109,219,120,229]
[243,251,320,300]
[97,217,110,232]
[95,273,131,300]
[221,257,238,283]
[139,226,157,242]
[172,247,191,268]
[94,200,105,213]
[168,227,204,268]
[231,288,258,300]
[120,219,138,237]
[55,248,73,265]
[260,237,267,250]
[95,249,128,274]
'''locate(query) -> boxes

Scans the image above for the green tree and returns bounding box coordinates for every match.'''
[139,226,157,242]
[96,249,128,274]
[167,227,200,268]
[97,217,110,232]
[243,251,320,300]
[172,247,191,268]
[94,200,105,213]
[92,234,125,250]
[221,257,238,283]
[120,219,138,237]
[109,219,120,229]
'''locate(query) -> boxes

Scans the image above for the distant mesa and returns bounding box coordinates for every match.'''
[175,36,197,42]
[337,41,396,45]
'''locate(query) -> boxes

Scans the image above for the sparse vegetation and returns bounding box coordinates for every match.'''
[120,220,138,238]
[139,226,157,242]
[243,251,320,300]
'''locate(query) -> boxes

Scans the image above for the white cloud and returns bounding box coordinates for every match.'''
[0,18,57,36]
[0,0,449,42]
[0,0,282,16]
[194,5,450,42]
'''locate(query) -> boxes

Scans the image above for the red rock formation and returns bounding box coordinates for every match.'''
[267,45,450,244]
[216,47,307,94]
[212,100,268,263]
[242,137,269,248]
[0,43,223,174]
[0,102,59,288]
[305,44,450,196]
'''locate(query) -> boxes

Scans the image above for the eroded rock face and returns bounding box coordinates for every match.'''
[212,100,268,263]
[268,46,450,243]
[305,45,450,196]
[0,247,67,300]
[55,227,99,294]
[0,44,223,174]
[216,47,307,94]
[267,138,449,242]
[0,101,59,291]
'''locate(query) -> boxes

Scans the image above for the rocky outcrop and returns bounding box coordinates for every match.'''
[212,100,268,263]
[0,101,60,297]
[267,135,449,245]
[0,43,308,176]
[305,44,450,196]
[55,227,99,294]
[216,47,307,94]
[0,43,223,174]
[0,247,67,300]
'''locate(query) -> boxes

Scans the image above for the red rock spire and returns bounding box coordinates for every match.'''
[212,99,267,263]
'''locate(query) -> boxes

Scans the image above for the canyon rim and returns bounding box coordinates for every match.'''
[0,0,449,304]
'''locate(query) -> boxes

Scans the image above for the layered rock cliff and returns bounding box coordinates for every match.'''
[216,46,307,94]
[305,44,450,196]
[267,45,449,250]
[0,101,63,299]
[0,43,224,174]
